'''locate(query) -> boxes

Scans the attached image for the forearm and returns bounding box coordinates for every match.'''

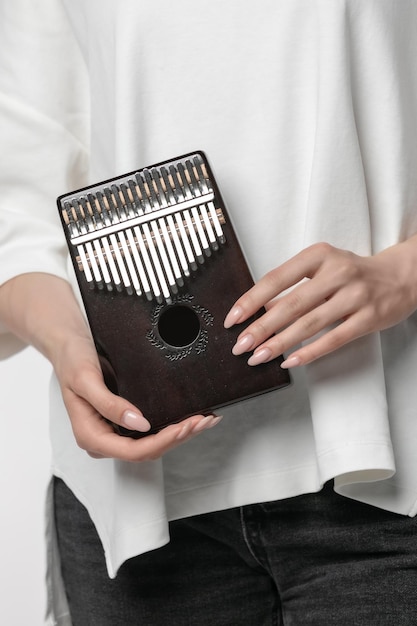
[382,231,417,309]
[0,272,92,366]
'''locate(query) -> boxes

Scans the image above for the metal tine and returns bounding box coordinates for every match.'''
[185,160,211,257]
[208,201,226,244]
[92,192,112,227]
[135,173,169,302]
[168,164,185,202]
[96,192,125,292]
[192,156,225,244]
[149,218,178,300]
[177,162,193,200]
[158,216,184,288]
[190,206,211,257]
[70,199,87,234]
[80,196,113,290]
[64,201,81,237]
[144,234,171,302]
[119,185,152,299]
[135,223,164,301]
[185,159,203,196]
[160,167,190,277]
[192,157,219,251]
[167,173,198,270]
[197,203,218,252]
[103,188,121,224]
[118,183,136,218]
[111,185,142,296]
[77,245,94,285]
[87,193,105,229]
[128,179,162,301]
[135,173,153,213]
[86,192,120,292]
[168,164,201,268]
[92,238,112,290]
[116,234,139,295]
[181,209,204,266]
[111,183,131,220]
[193,155,210,194]
[103,188,134,295]
[85,239,104,289]
[151,168,184,288]
[172,164,204,265]
[159,167,176,205]
[127,178,143,211]
[99,190,118,224]
[143,169,160,208]
[129,174,159,288]
[125,227,145,297]
[72,199,104,289]
[79,196,96,232]
[99,234,122,291]
[150,168,168,208]
[65,201,94,284]
[142,169,178,298]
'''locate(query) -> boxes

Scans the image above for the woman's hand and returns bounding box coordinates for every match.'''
[224,237,417,368]
[0,273,222,461]
[53,330,222,461]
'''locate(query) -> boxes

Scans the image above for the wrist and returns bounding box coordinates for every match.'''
[0,272,92,363]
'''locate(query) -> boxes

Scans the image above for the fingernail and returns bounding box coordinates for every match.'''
[224,305,244,329]
[247,348,272,366]
[207,415,223,428]
[193,415,222,433]
[232,334,255,356]
[121,410,151,432]
[176,421,193,440]
[280,355,301,369]
[192,415,214,433]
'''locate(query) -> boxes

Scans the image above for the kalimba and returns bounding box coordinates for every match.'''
[57,151,291,436]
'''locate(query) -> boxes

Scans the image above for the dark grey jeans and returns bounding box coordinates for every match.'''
[54,477,417,625]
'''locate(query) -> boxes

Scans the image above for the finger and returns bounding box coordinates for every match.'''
[69,364,151,434]
[280,313,368,368]
[85,414,222,462]
[245,294,352,365]
[231,272,345,357]
[224,244,329,328]
[65,387,223,461]
[189,414,223,434]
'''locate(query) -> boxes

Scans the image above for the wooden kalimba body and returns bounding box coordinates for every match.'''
[57,152,290,436]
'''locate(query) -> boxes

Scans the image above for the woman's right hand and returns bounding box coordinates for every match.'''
[54,330,221,461]
[0,273,222,461]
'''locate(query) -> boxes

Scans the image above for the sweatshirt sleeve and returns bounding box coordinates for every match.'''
[0,0,90,358]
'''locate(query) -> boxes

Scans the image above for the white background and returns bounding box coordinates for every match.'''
[0,346,52,626]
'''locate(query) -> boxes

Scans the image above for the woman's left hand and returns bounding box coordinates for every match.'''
[224,237,417,368]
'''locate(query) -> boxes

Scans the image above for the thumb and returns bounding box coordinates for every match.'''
[71,357,151,434]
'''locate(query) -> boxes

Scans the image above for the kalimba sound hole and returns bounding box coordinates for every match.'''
[157,305,201,348]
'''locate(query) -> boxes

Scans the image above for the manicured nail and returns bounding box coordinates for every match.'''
[121,410,151,432]
[232,334,255,355]
[280,355,301,369]
[176,421,193,440]
[224,305,244,329]
[192,415,215,433]
[207,415,223,428]
[247,348,272,366]
[193,414,224,433]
